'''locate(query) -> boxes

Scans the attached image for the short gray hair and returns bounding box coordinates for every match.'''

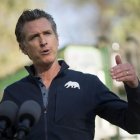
[15,9,58,48]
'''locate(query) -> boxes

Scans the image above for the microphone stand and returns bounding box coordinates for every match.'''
[0,120,10,140]
[14,119,30,140]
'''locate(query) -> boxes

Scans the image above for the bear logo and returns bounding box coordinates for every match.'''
[64,81,80,89]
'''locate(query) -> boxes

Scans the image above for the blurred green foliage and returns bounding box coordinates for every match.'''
[0,0,45,78]
[62,0,140,42]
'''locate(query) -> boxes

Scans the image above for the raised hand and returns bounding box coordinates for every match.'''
[110,55,139,88]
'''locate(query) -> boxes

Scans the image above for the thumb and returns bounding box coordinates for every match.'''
[115,55,122,65]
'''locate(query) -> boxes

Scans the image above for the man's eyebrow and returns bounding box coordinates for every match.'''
[28,33,39,40]
[31,33,39,37]
[43,29,53,32]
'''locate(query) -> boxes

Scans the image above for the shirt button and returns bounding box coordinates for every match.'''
[44,109,47,113]
[41,83,44,87]
[43,93,45,96]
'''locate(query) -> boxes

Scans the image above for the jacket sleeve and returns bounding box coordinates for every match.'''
[94,76,140,134]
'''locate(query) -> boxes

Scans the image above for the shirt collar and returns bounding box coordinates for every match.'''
[24,60,69,77]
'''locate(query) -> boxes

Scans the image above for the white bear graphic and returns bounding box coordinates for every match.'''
[64,81,80,89]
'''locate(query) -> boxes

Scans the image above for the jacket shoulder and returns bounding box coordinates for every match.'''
[66,68,99,80]
[4,75,31,91]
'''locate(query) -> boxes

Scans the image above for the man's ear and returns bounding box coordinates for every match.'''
[19,43,28,55]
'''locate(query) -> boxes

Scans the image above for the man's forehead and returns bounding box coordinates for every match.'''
[23,18,52,34]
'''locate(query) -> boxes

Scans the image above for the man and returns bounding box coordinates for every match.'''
[1,9,140,140]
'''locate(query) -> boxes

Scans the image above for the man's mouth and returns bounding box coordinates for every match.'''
[40,49,50,55]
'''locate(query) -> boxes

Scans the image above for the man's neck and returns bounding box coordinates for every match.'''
[34,61,60,87]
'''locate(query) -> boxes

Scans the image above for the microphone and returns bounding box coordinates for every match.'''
[14,100,41,140]
[0,100,18,139]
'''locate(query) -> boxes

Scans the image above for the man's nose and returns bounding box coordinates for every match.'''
[40,36,47,47]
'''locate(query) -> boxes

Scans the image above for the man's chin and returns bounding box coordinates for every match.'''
[41,59,56,67]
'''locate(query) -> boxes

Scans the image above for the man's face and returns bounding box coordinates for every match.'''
[21,18,59,66]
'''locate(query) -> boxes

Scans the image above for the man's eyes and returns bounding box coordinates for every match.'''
[28,32,52,40]
[29,34,38,40]
[44,31,52,35]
